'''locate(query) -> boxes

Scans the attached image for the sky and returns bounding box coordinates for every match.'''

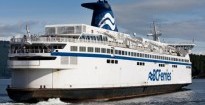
[0,0,205,54]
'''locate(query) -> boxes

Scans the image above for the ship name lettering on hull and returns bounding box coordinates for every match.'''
[148,69,171,81]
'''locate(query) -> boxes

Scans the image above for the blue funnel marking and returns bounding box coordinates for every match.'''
[82,0,118,32]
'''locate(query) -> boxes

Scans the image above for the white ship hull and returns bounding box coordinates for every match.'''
[7,42,192,102]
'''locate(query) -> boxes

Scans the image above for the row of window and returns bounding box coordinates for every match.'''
[70,46,190,63]
[106,60,180,68]
[10,44,65,54]
[79,35,108,42]
[172,65,178,68]
[107,59,118,64]
[159,64,165,67]
[159,64,178,68]
[137,62,145,66]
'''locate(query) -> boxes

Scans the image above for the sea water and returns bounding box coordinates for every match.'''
[0,79,205,105]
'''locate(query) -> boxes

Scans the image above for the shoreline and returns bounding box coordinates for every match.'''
[192,74,205,79]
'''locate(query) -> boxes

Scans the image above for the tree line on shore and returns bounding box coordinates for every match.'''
[190,54,205,78]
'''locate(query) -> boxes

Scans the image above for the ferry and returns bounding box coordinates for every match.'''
[7,0,195,102]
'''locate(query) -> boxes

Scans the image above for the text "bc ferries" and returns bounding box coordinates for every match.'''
[148,69,171,81]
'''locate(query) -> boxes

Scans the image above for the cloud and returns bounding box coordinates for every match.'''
[0,21,44,38]
[112,0,205,42]
[162,18,205,40]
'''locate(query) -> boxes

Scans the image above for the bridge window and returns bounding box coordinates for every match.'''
[131,52,134,56]
[115,50,119,54]
[101,48,106,53]
[151,55,153,59]
[111,49,114,54]
[125,51,127,55]
[134,53,137,57]
[145,54,148,58]
[137,53,139,57]
[139,53,143,57]
[79,46,86,52]
[122,51,125,55]
[107,49,111,54]
[70,46,78,51]
[88,47,94,52]
[119,50,122,55]
[128,52,131,56]
[95,47,100,53]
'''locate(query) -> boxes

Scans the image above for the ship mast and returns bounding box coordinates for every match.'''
[26,25,31,37]
[147,21,162,42]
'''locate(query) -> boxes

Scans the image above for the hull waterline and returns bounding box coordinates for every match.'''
[7,84,189,103]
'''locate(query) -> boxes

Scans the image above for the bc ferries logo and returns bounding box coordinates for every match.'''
[148,69,171,81]
[98,13,116,31]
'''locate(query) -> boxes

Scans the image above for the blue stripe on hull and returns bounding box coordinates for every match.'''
[51,52,191,66]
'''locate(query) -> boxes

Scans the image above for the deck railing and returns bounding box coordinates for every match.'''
[9,37,185,56]
[9,37,130,54]
[10,37,127,48]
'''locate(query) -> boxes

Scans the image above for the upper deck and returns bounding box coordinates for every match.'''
[10,24,192,57]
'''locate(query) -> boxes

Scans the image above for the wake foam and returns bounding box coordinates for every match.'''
[36,98,69,105]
